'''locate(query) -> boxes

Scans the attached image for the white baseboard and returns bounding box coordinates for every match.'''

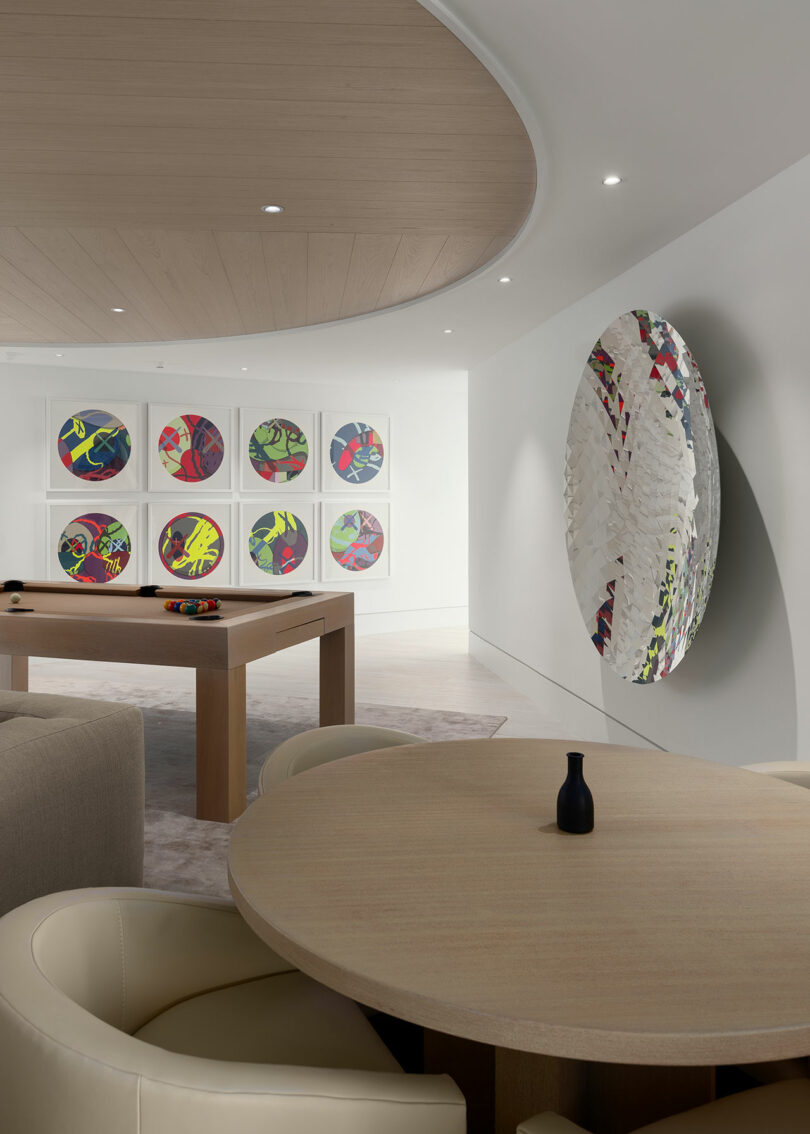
[468,631,663,749]
[356,606,468,636]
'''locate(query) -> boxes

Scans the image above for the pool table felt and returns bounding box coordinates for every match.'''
[0,583,352,670]
[1,583,310,624]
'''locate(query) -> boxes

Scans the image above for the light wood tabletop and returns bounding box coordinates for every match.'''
[0,581,354,821]
[229,738,810,1069]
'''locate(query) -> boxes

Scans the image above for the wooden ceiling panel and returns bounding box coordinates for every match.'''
[262,232,308,330]
[376,235,449,310]
[0,1,437,25]
[0,60,509,106]
[340,235,402,320]
[215,231,276,334]
[0,0,535,343]
[0,27,474,71]
[0,93,525,136]
[0,2,441,26]
[0,125,534,163]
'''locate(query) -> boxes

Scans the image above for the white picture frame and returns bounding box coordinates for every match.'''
[239,408,317,493]
[321,501,390,580]
[48,502,142,585]
[320,412,390,492]
[48,400,142,492]
[148,501,233,588]
[148,403,234,492]
[239,502,316,586]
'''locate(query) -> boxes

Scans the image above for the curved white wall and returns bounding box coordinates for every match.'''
[469,154,810,764]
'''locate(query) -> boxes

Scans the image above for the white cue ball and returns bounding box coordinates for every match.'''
[8,592,21,605]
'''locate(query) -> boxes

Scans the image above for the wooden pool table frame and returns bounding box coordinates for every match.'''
[0,581,354,821]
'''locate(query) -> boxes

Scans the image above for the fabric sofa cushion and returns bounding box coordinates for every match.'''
[0,691,144,915]
[134,970,401,1072]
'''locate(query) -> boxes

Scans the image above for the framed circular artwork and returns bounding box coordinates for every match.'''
[157,511,224,580]
[328,508,385,573]
[57,512,132,584]
[157,413,225,483]
[322,417,385,487]
[57,408,131,482]
[564,309,720,683]
[248,418,309,483]
[248,510,309,575]
[49,400,140,491]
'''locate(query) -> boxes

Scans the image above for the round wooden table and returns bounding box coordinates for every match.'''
[228,739,810,1133]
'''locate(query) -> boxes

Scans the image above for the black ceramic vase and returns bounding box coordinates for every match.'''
[556,751,594,834]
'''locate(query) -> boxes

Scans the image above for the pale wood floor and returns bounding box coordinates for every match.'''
[29,626,573,739]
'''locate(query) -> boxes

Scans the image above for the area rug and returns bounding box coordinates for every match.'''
[143,699,504,899]
[35,676,505,901]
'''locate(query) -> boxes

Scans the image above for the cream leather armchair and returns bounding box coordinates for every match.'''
[0,888,465,1134]
[517,1080,810,1133]
[258,723,426,793]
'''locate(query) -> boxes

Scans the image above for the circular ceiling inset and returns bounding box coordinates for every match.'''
[0,0,536,344]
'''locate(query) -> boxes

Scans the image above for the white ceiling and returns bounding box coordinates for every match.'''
[9,0,810,382]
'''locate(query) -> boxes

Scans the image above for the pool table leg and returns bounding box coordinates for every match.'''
[319,624,355,726]
[195,666,246,822]
[0,655,28,692]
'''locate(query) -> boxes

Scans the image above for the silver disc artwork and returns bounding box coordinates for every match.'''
[564,309,720,683]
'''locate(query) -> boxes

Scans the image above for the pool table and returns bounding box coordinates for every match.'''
[0,580,354,821]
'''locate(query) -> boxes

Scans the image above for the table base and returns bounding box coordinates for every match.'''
[424,1032,715,1134]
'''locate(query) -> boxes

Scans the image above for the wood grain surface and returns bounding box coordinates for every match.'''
[229,738,810,1066]
[0,581,354,821]
[0,0,535,343]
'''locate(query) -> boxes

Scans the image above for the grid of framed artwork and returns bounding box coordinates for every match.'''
[46,403,390,586]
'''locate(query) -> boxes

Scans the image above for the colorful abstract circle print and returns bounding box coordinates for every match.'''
[249,418,309,483]
[158,414,224,482]
[158,512,224,579]
[58,512,131,583]
[248,511,309,575]
[329,421,384,484]
[329,509,384,572]
[57,409,131,481]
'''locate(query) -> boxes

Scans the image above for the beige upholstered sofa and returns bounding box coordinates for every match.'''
[0,690,144,915]
[0,888,466,1134]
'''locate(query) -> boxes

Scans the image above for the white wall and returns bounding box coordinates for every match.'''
[1,364,468,632]
[469,154,810,764]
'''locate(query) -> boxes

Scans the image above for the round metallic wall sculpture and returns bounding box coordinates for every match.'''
[564,310,720,683]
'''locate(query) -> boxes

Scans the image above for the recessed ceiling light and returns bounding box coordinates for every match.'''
[260,204,284,214]
[498,276,512,284]
[602,174,622,186]
[240,367,248,371]
[443,328,453,334]
[111,306,125,313]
